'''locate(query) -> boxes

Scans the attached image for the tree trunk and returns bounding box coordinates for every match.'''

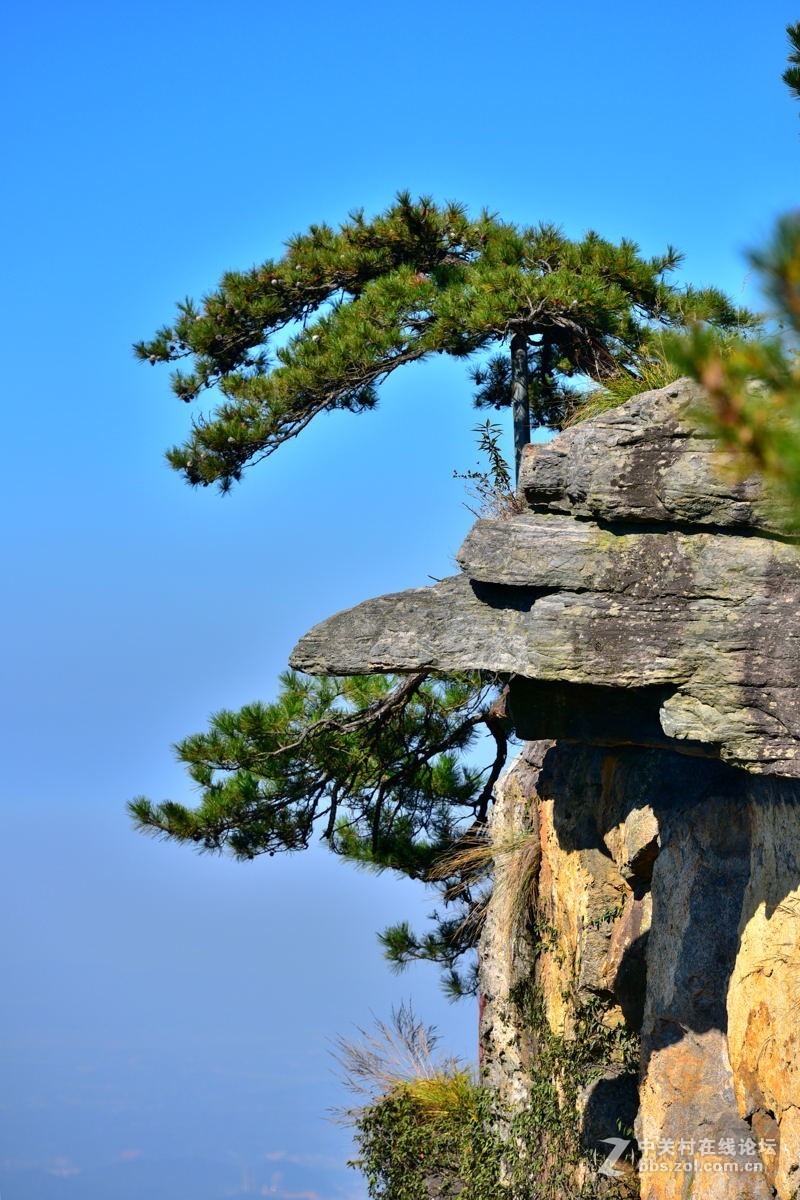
[511,332,530,483]
[537,335,555,426]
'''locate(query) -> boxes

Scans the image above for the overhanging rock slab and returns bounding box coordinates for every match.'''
[290,381,800,776]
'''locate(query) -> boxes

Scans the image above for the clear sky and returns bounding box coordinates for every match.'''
[1,1,798,1197]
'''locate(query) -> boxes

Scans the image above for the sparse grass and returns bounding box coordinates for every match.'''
[334,1007,492,1200]
[398,1069,478,1121]
[336,991,640,1199]
[428,823,540,956]
[332,1003,466,1110]
[343,996,640,1200]
[565,341,682,427]
[566,321,762,429]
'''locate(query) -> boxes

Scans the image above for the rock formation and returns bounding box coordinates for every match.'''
[291,379,800,1199]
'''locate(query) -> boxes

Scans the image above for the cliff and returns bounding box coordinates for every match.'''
[291,380,800,1199]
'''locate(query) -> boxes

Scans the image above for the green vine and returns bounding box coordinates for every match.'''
[494,981,640,1198]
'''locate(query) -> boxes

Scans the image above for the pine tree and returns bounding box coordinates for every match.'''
[133,196,748,991]
[137,193,744,484]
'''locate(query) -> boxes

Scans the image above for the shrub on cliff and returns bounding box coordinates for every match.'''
[336,1003,640,1200]
[334,1005,496,1200]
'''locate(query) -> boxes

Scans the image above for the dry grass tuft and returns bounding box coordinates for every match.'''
[399,1069,478,1121]
[429,823,540,951]
[332,1003,468,1113]
[565,343,682,427]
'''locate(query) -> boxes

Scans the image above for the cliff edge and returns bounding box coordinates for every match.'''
[292,378,799,777]
[292,380,800,1199]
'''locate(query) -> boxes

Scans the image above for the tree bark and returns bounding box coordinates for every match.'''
[511,332,530,482]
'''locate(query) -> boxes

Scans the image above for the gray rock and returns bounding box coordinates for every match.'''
[518,378,788,532]
[638,771,779,1200]
[457,511,800,601]
[289,382,800,776]
[290,556,800,775]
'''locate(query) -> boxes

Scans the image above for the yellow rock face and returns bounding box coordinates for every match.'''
[480,743,800,1200]
[727,800,800,1200]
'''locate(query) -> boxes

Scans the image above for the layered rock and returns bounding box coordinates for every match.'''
[290,380,800,1198]
[293,385,800,776]
[517,377,787,532]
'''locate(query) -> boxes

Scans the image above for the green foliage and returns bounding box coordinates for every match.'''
[376,802,543,1000]
[453,420,523,518]
[138,192,747,490]
[783,22,800,101]
[336,1004,496,1198]
[667,25,800,527]
[130,669,513,990]
[345,986,641,1200]
[668,214,800,524]
[351,1077,498,1200]
[568,320,763,429]
[566,337,684,426]
[492,981,640,1199]
[130,669,505,873]
[378,917,483,1000]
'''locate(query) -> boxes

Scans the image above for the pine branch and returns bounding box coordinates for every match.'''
[139,192,749,490]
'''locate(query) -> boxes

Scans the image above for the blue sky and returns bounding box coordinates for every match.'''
[1,1,798,1196]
